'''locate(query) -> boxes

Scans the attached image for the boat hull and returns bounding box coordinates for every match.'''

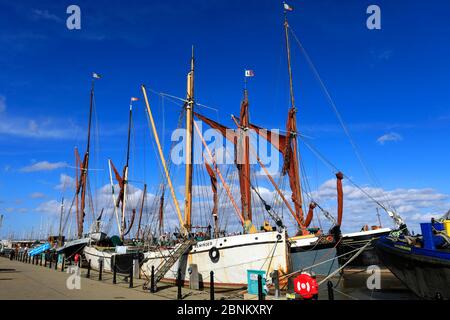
[336,228,391,269]
[83,246,115,272]
[142,230,289,289]
[375,236,450,299]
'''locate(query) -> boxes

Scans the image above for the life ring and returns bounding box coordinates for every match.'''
[209,247,220,263]
[326,235,334,243]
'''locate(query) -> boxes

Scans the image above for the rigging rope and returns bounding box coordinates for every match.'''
[289,26,396,214]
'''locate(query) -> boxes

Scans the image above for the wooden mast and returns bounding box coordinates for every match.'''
[75,76,97,239]
[237,89,252,221]
[58,197,64,246]
[283,13,305,229]
[141,85,187,235]
[120,102,133,240]
[184,47,195,232]
[136,183,147,240]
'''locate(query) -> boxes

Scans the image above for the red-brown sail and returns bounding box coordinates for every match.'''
[205,161,219,235]
[234,114,305,228]
[304,202,316,227]
[236,91,252,221]
[193,111,252,221]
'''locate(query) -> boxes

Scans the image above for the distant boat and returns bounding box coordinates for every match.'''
[375,217,450,299]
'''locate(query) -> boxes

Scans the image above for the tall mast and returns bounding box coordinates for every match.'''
[136,183,146,240]
[58,197,64,246]
[120,102,133,239]
[184,47,195,232]
[77,76,97,238]
[141,85,187,236]
[238,89,252,221]
[283,13,305,227]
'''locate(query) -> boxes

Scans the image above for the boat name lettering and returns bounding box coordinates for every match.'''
[195,241,213,249]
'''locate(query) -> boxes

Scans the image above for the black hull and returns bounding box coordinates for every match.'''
[57,243,87,259]
[336,230,391,269]
[376,239,450,299]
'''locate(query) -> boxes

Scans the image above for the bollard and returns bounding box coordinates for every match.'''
[55,255,58,270]
[129,266,134,288]
[49,257,52,269]
[210,271,215,301]
[113,263,117,284]
[271,270,280,299]
[177,268,182,300]
[44,255,47,267]
[39,255,42,266]
[87,260,91,278]
[99,260,103,281]
[327,281,334,301]
[257,274,264,301]
[32,255,35,265]
[150,265,155,293]
[61,256,65,272]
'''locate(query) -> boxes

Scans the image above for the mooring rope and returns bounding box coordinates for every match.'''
[318,240,372,286]
[281,239,370,280]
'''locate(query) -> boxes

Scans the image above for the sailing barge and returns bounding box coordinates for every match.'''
[56,5,408,289]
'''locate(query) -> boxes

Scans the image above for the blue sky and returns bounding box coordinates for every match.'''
[1,0,450,238]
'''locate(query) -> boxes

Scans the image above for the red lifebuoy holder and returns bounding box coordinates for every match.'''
[293,273,319,299]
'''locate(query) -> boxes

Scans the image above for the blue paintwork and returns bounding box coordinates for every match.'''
[28,243,51,256]
[378,237,450,261]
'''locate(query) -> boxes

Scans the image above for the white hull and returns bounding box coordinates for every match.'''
[289,235,321,250]
[141,230,290,288]
[83,246,115,272]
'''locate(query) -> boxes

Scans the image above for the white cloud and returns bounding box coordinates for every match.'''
[20,161,67,173]
[32,9,62,23]
[0,95,6,113]
[55,174,75,190]
[35,200,61,215]
[30,192,45,199]
[0,115,81,139]
[311,178,450,232]
[377,132,402,145]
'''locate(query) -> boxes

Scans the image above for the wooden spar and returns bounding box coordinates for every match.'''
[336,172,344,226]
[237,90,252,221]
[158,185,165,235]
[141,85,187,235]
[193,121,245,225]
[74,78,97,239]
[58,197,64,246]
[120,103,133,240]
[284,15,296,110]
[204,161,219,238]
[184,47,195,231]
[230,115,301,226]
[108,159,122,238]
[136,183,147,240]
[74,148,80,237]
[284,15,305,228]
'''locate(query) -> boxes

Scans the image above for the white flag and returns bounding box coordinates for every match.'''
[92,72,101,79]
[283,2,294,12]
[245,70,255,77]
